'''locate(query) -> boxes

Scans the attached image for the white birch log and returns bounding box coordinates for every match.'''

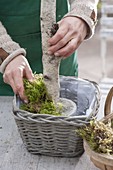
[40,0,61,104]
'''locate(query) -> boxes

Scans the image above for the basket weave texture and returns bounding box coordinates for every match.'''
[13,76,100,157]
[84,87,113,170]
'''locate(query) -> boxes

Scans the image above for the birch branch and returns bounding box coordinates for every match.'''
[40,0,61,104]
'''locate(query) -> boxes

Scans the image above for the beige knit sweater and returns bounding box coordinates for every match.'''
[0,0,98,73]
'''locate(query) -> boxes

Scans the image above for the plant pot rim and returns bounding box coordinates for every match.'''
[84,140,113,166]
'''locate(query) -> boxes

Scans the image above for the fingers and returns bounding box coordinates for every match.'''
[48,29,77,57]
[48,31,74,56]
[54,37,81,58]
[3,66,27,102]
[3,75,17,93]
[48,24,68,46]
[48,17,88,58]
[3,55,34,102]
[48,32,82,57]
[24,62,34,82]
[12,67,26,101]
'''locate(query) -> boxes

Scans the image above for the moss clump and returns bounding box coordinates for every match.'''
[78,120,113,155]
[20,74,62,116]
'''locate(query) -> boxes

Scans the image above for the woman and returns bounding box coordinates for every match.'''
[0,0,98,102]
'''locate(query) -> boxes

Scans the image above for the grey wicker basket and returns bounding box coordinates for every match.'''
[13,76,100,157]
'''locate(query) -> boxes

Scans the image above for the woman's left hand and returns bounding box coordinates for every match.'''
[48,16,88,58]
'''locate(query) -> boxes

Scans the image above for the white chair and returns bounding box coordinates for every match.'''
[100,0,113,77]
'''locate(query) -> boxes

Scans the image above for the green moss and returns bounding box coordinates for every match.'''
[20,74,62,116]
[40,101,62,116]
[77,120,113,154]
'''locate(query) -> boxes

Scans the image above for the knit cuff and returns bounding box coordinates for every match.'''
[0,48,26,73]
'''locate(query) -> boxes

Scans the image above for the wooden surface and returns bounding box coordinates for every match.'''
[1,78,113,170]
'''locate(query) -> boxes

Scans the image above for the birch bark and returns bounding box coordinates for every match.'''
[40,0,61,104]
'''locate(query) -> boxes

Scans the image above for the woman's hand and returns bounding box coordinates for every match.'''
[48,16,88,57]
[3,55,34,102]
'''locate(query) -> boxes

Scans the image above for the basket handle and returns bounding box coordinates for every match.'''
[101,87,113,122]
[104,87,113,116]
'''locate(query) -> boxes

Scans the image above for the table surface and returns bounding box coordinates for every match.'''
[1,78,113,170]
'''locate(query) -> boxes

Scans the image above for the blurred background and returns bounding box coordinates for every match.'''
[77,0,113,83]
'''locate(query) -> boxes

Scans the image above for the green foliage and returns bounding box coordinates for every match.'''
[40,101,62,116]
[20,74,62,116]
[78,120,113,155]
[23,74,50,103]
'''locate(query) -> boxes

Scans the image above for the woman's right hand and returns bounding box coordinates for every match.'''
[3,55,34,102]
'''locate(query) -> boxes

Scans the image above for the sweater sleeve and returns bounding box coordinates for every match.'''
[0,22,26,73]
[65,0,99,39]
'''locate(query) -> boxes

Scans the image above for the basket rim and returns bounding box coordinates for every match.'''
[13,77,101,125]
